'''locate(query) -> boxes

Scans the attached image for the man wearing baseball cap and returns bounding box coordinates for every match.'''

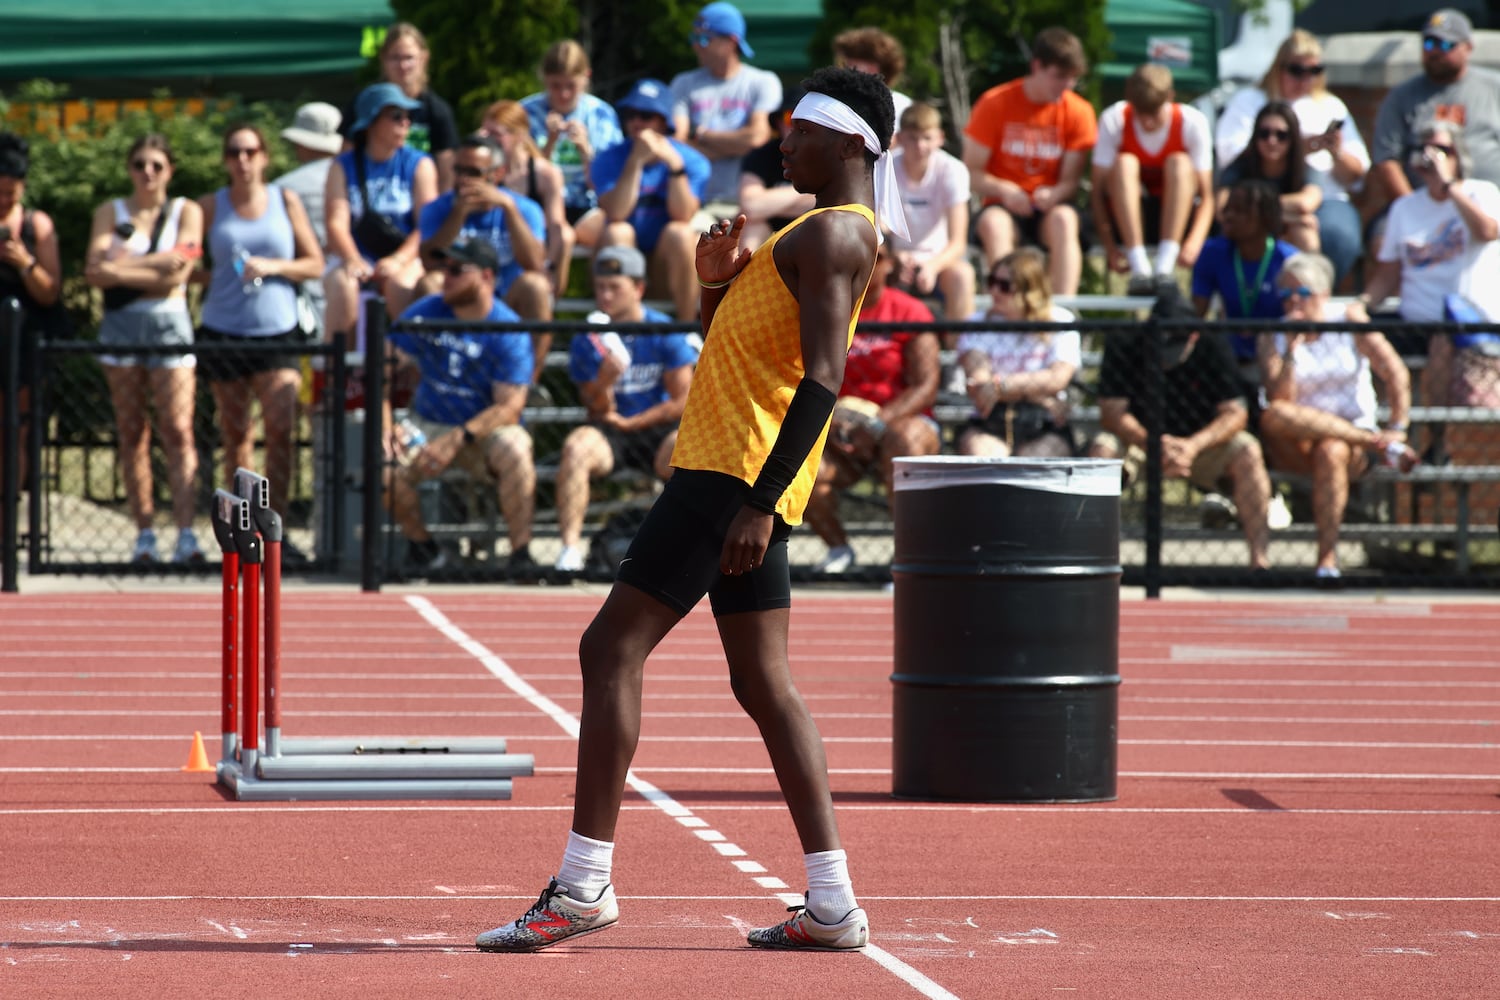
[1372,7,1500,201]
[386,237,537,574]
[591,78,711,320]
[669,2,783,215]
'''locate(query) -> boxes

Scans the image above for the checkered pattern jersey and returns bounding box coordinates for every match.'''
[671,204,876,525]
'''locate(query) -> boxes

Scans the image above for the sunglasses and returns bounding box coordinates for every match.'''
[1277,285,1315,301]
[988,276,1015,293]
[689,31,718,47]
[443,262,477,277]
[1283,63,1325,78]
[130,159,167,173]
[384,108,412,124]
[1256,127,1291,142]
[224,146,261,159]
[453,165,487,179]
[1423,36,1460,53]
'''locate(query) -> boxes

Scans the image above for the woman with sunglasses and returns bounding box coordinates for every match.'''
[1258,253,1416,581]
[1217,102,1322,254]
[341,23,459,193]
[953,247,1079,457]
[481,100,575,307]
[197,125,325,527]
[1214,31,1368,284]
[83,134,203,564]
[324,82,437,338]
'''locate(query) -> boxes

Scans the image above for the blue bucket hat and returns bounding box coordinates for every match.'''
[616,79,675,134]
[350,82,422,134]
[694,2,754,58]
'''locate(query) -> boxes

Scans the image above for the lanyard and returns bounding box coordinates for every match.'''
[1231,236,1275,317]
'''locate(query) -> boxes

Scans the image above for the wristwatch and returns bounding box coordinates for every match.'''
[669,166,687,177]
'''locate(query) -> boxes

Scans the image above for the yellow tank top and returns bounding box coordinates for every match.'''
[671,203,876,524]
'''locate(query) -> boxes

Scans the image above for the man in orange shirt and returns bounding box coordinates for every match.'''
[963,27,1098,295]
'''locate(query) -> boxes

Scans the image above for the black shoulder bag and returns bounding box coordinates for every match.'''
[351,151,410,260]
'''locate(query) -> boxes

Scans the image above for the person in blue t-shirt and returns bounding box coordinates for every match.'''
[552,246,701,572]
[417,134,551,381]
[1191,178,1298,366]
[590,78,712,321]
[386,237,537,573]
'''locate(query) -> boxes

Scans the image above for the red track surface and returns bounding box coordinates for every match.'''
[2,589,1497,999]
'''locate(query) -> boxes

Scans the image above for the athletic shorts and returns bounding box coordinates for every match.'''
[98,298,195,369]
[616,468,793,618]
[604,422,677,474]
[196,326,304,382]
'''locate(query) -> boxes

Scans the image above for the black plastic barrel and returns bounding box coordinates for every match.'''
[890,457,1122,802]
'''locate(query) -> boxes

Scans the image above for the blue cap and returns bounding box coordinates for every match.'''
[694,2,754,58]
[616,79,674,132]
[350,82,422,134]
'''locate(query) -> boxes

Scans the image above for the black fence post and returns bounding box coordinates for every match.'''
[360,301,387,593]
[1,298,19,593]
[328,332,347,574]
[1142,311,1164,599]
[26,314,43,574]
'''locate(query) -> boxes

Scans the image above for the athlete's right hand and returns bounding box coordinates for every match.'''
[696,214,752,286]
[720,505,772,576]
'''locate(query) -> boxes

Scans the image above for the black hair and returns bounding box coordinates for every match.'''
[1226,177,1283,236]
[1229,100,1307,194]
[800,65,895,156]
[460,132,505,162]
[0,132,31,179]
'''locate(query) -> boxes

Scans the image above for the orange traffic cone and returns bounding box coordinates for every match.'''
[181,731,213,773]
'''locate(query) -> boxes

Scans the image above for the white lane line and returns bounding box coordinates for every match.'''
[404,594,958,1000]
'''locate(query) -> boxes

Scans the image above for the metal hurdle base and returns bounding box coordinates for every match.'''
[217,760,518,802]
[276,736,508,755]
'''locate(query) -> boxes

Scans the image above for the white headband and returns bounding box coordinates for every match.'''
[791,92,910,244]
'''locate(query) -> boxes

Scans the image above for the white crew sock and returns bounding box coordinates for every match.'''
[1155,240,1182,276]
[1125,245,1151,276]
[804,848,859,923]
[556,830,614,901]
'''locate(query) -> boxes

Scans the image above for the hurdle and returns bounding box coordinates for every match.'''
[210,469,533,801]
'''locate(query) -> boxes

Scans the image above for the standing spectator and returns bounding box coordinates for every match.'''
[1089,63,1215,292]
[1088,290,1274,571]
[1213,31,1370,284]
[1192,178,1297,369]
[954,248,1079,459]
[341,23,460,192]
[481,100,574,312]
[520,40,623,239]
[736,88,814,252]
[670,2,783,219]
[83,134,203,564]
[1216,102,1322,253]
[1258,253,1417,580]
[553,247,700,572]
[275,102,343,341]
[804,240,940,576]
[0,132,63,502]
[888,103,975,321]
[592,79,711,322]
[832,26,913,134]
[385,238,536,573]
[963,27,1097,295]
[197,124,325,524]
[1371,9,1500,213]
[323,83,437,335]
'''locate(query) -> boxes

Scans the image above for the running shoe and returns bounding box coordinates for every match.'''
[554,545,585,572]
[746,899,869,951]
[475,879,618,952]
[132,528,159,564]
[173,527,205,564]
[815,544,856,575]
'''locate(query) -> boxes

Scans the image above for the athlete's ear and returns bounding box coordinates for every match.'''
[841,133,863,161]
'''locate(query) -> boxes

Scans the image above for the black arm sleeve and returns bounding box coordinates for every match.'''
[744,377,839,514]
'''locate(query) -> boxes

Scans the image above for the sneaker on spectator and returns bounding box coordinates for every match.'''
[508,546,536,573]
[405,540,447,575]
[1267,493,1293,531]
[554,545,585,572]
[746,898,869,951]
[475,879,618,952]
[1198,493,1238,530]
[172,527,205,565]
[132,528,159,564]
[815,544,856,575]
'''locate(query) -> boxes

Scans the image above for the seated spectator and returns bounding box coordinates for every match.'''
[737,88,814,252]
[1088,63,1214,293]
[415,134,549,372]
[481,100,573,314]
[592,79,711,322]
[671,2,783,222]
[954,248,1078,458]
[324,83,437,333]
[1088,288,1274,570]
[1214,30,1370,285]
[341,23,460,192]
[888,103,976,321]
[385,238,536,573]
[553,246,700,572]
[1258,253,1417,580]
[275,102,344,340]
[963,27,1097,295]
[804,241,940,575]
[1192,178,1298,369]
[83,134,203,564]
[1216,102,1322,254]
[1350,119,1500,423]
[831,26,914,135]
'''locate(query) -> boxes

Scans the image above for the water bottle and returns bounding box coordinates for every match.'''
[396,417,426,467]
[232,243,262,294]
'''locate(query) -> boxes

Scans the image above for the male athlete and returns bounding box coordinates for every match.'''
[476,65,904,953]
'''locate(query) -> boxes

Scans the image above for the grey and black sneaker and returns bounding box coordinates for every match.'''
[475,879,619,953]
[746,898,869,951]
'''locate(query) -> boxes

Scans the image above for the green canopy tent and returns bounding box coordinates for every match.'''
[1102,0,1221,96]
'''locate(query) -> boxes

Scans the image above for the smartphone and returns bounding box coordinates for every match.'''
[114,222,136,240]
[1326,119,1345,133]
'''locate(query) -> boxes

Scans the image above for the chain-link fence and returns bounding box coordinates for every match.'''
[5,297,1499,593]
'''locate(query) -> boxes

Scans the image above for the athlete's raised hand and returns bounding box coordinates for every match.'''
[695,214,752,286]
